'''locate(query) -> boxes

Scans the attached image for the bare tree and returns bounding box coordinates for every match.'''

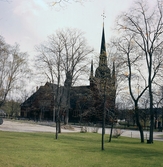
[0,36,30,108]
[107,41,128,142]
[35,28,93,126]
[36,33,64,138]
[1,99,21,118]
[50,0,88,7]
[116,0,163,143]
[113,34,150,143]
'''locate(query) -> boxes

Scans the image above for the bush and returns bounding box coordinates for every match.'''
[113,129,123,138]
[80,126,87,133]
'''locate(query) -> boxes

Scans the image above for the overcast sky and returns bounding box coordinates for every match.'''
[0,0,157,55]
[0,0,137,57]
[0,0,157,90]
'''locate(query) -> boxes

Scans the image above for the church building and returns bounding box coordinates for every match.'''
[20,24,116,123]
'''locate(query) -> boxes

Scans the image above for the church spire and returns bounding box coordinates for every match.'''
[95,12,111,80]
[100,12,106,57]
[99,21,107,67]
[100,25,106,56]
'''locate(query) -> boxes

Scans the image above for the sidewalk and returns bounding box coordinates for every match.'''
[78,126,163,141]
[0,120,163,141]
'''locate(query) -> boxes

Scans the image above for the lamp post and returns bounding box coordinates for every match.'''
[102,79,106,150]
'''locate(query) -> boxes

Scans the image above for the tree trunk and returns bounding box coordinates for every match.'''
[149,93,154,143]
[55,109,58,139]
[39,111,42,121]
[58,114,61,133]
[53,107,55,122]
[109,123,114,142]
[135,106,144,143]
[64,72,72,125]
[64,108,69,125]
[148,58,154,144]
[56,121,58,139]
[132,100,144,143]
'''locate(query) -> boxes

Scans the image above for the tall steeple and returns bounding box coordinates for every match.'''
[99,24,107,67]
[95,19,110,79]
[100,25,106,56]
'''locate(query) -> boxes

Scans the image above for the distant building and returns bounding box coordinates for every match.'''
[20,24,116,122]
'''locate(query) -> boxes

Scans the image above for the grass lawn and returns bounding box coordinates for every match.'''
[0,131,163,167]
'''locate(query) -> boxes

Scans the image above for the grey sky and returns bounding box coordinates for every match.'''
[0,0,135,57]
[0,0,157,91]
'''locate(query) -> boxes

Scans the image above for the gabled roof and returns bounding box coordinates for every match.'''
[21,82,58,107]
[21,82,91,108]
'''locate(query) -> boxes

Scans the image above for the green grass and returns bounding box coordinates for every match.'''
[0,131,163,167]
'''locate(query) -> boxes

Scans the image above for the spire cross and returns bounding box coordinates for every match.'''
[101,12,106,22]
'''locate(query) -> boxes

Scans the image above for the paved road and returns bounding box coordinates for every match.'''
[0,119,163,141]
[0,120,80,133]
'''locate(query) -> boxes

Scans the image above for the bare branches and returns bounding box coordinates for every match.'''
[0,36,30,107]
[35,28,93,86]
[49,0,87,8]
[116,0,163,88]
[116,0,163,143]
[117,1,163,58]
